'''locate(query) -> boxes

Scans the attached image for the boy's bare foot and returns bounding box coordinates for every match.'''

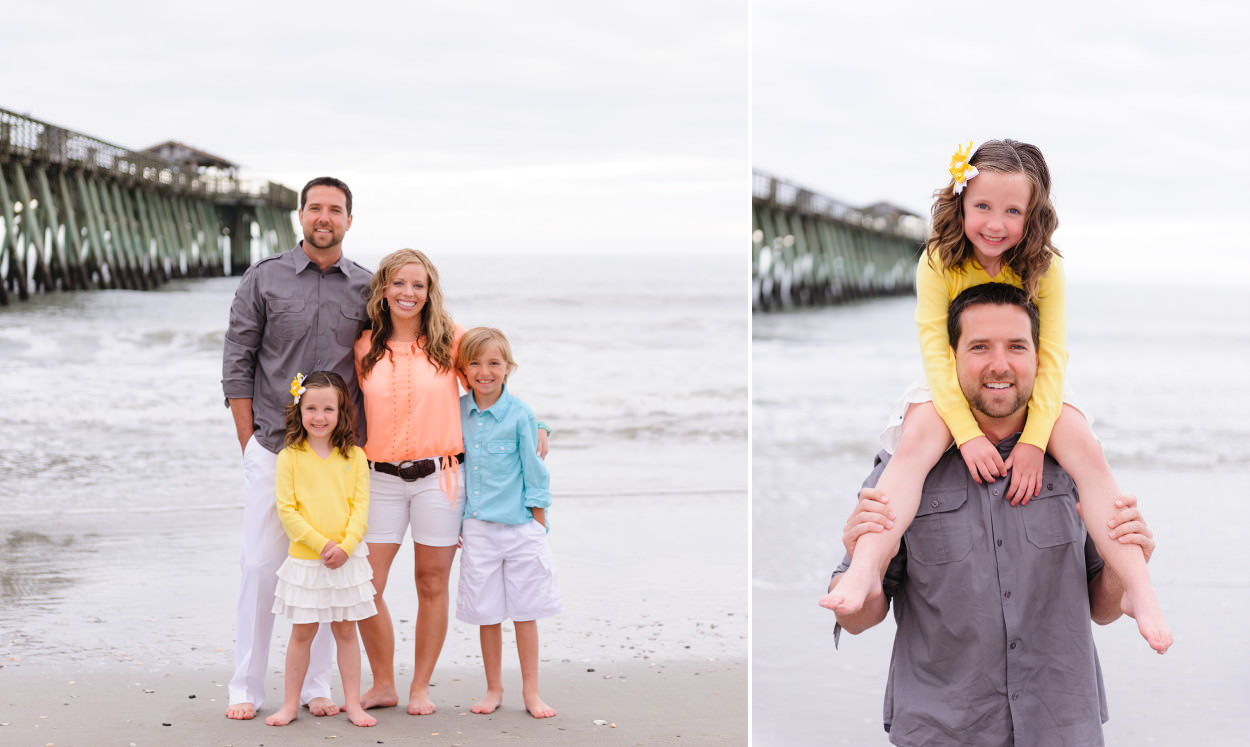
[225,702,257,720]
[360,684,399,710]
[344,705,378,727]
[306,697,341,716]
[470,689,504,714]
[265,705,299,726]
[407,687,437,715]
[1121,589,1173,654]
[523,692,556,719]
[817,565,880,615]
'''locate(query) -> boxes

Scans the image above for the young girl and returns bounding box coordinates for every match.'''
[267,370,378,727]
[455,327,560,719]
[819,139,1172,654]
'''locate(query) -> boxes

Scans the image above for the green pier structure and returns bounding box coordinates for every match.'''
[752,170,928,311]
[0,106,297,306]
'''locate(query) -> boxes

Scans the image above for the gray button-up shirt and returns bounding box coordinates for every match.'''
[833,435,1108,747]
[221,243,372,453]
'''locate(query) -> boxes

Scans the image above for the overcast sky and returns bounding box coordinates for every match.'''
[753,0,1250,287]
[4,1,747,266]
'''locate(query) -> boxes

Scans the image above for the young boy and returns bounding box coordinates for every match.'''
[455,327,561,719]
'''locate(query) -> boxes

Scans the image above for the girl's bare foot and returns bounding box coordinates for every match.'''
[360,684,399,710]
[524,691,556,719]
[225,702,256,720]
[1121,589,1173,654]
[818,565,880,615]
[471,689,504,714]
[265,705,299,726]
[407,687,437,715]
[344,705,378,727]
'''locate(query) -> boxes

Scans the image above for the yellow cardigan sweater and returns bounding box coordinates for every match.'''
[914,252,1068,450]
[275,442,370,560]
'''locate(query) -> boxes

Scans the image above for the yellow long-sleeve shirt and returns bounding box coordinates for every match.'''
[915,252,1068,450]
[275,442,370,560]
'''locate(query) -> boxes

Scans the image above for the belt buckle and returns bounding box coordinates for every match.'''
[396,460,422,482]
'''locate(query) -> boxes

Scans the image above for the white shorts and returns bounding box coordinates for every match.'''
[879,381,1093,453]
[364,461,466,547]
[456,518,562,625]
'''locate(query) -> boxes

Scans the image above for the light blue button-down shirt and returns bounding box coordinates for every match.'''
[460,386,551,525]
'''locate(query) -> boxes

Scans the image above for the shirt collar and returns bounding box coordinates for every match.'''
[468,385,512,417]
[293,241,347,275]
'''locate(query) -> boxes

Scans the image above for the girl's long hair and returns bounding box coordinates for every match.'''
[283,370,357,455]
[926,139,1060,299]
[359,249,456,377]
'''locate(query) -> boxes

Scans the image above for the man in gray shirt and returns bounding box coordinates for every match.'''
[220,176,372,720]
[826,283,1159,746]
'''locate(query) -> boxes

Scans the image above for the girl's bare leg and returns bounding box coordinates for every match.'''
[516,620,554,718]
[819,402,952,614]
[1050,405,1172,653]
[358,542,401,709]
[470,623,505,714]
[408,542,457,715]
[266,623,317,726]
[332,621,377,727]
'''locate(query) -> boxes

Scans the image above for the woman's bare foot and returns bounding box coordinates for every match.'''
[470,689,504,714]
[225,702,257,720]
[344,704,378,727]
[524,691,556,719]
[407,687,437,715]
[1121,588,1173,654]
[306,696,341,717]
[817,565,880,615]
[360,684,399,710]
[265,705,299,726]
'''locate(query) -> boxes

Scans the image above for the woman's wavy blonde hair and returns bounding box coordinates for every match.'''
[926,139,1060,299]
[359,249,456,377]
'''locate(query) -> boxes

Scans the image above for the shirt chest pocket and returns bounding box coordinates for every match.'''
[1021,473,1082,549]
[488,440,518,457]
[267,297,308,341]
[906,488,973,566]
[334,304,368,347]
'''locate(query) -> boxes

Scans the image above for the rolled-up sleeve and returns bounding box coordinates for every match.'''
[519,413,552,510]
[222,269,263,402]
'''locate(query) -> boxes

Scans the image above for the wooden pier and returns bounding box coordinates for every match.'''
[0,107,297,306]
[752,170,927,310]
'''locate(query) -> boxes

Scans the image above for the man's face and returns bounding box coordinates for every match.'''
[298,185,352,252]
[953,303,1038,419]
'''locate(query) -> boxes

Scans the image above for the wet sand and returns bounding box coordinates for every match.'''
[1,658,744,746]
[2,489,747,745]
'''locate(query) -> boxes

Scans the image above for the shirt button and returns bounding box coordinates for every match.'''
[1004,591,1012,599]
[992,488,999,496]
[1009,641,1017,650]
[930,500,939,509]
[1046,482,1054,490]
[1011,693,1019,701]
[996,539,1003,547]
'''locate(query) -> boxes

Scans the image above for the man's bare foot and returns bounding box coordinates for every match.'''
[360,684,399,710]
[344,705,378,727]
[524,691,556,719]
[407,688,437,715]
[1121,589,1173,654]
[306,696,341,717]
[265,705,298,726]
[818,565,880,615]
[470,689,504,714]
[225,702,257,720]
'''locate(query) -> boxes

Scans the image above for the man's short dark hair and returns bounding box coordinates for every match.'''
[300,176,353,215]
[947,283,1041,350]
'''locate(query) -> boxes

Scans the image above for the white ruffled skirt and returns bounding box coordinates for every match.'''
[272,544,377,624]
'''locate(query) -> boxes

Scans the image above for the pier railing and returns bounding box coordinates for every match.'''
[0,106,296,306]
[752,170,926,310]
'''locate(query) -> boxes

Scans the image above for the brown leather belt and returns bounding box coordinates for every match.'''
[370,453,464,482]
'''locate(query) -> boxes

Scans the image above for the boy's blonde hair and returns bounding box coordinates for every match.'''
[457,327,517,380]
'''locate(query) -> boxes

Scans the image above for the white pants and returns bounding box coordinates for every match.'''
[228,435,335,709]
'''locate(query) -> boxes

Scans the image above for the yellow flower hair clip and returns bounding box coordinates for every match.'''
[948,141,979,194]
[290,373,307,404]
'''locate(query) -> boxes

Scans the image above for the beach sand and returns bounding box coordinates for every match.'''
[3,488,748,745]
[1,658,745,746]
